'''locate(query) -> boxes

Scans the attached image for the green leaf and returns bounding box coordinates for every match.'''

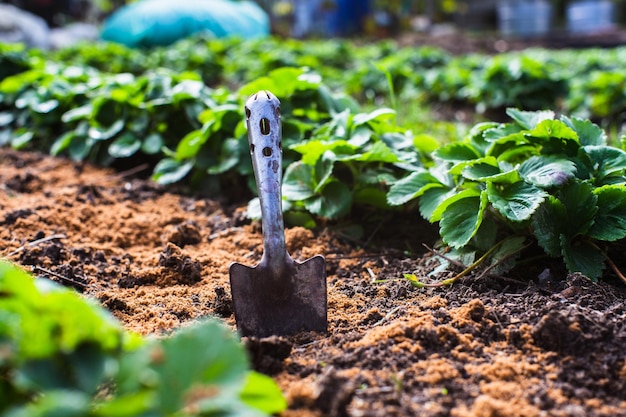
[486,132,528,160]
[313,151,336,192]
[519,155,576,188]
[141,133,164,155]
[583,145,626,181]
[11,131,34,149]
[419,187,454,222]
[284,211,317,229]
[352,108,395,126]
[387,170,440,206]
[439,191,488,248]
[561,115,606,146]
[484,123,524,142]
[413,133,439,154]
[557,181,598,237]
[283,161,316,201]
[430,187,481,223]
[69,136,93,161]
[560,236,605,281]
[176,130,208,160]
[349,141,399,163]
[152,158,194,185]
[88,119,124,141]
[291,139,357,166]
[461,157,519,183]
[151,320,249,414]
[239,67,314,98]
[527,119,578,141]
[240,371,287,415]
[108,133,141,158]
[31,99,59,114]
[433,142,481,162]
[506,108,554,130]
[461,157,499,179]
[588,185,626,242]
[532,182,599,257]
[487,181,547,222]
[348,126,372,147]
[525,120,580,155]
[532,196,567,257]
[50,132,75,156]
[304,180,352,219]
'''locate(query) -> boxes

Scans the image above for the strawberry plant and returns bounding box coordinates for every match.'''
[388,109,626,280]
[0,260,286,416]
[280,106,422,220]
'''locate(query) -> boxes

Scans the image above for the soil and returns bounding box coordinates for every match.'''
[1,148,625,417]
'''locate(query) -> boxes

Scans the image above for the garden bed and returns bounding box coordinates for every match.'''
[1,148,625,416]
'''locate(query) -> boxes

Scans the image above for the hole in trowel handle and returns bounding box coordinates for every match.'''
[262,147,272,157]
[260,118,271,135]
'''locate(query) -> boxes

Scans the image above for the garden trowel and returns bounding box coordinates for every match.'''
[229,90,327,338]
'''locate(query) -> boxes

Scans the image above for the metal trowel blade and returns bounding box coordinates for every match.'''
[229,255,327,338]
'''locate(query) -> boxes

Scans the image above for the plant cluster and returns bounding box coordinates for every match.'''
[389,109,626,281]
[0,260,286,417]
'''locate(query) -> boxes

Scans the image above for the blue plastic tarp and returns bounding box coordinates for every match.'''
[101,0,269,48]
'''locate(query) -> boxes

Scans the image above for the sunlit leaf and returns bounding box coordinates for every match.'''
[430,187,481,223]
[439,191,488,248]
[108,133,141,158]
[88,119,124,141]
[506,108,554,130]
[519,155,576,188]
[387,169,440,206]
[433,142,481,162]
[561,115,606,146]
[240,372,287,414]
[152,158,194,184]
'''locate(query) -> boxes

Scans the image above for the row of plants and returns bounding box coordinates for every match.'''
[0,260,286,416]
[1,37,625,282]
[4,37,626,125]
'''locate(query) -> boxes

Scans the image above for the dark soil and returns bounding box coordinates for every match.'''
[1,148,625,416]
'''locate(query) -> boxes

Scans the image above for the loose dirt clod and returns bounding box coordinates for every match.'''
[2,149,626,416]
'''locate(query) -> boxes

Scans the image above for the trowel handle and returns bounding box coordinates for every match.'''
[245,91,288,268]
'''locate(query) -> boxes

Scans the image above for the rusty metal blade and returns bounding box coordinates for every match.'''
[229,255,327,338]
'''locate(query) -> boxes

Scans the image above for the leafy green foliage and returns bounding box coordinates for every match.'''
[388,109,626,280]
[0,260,285,416]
